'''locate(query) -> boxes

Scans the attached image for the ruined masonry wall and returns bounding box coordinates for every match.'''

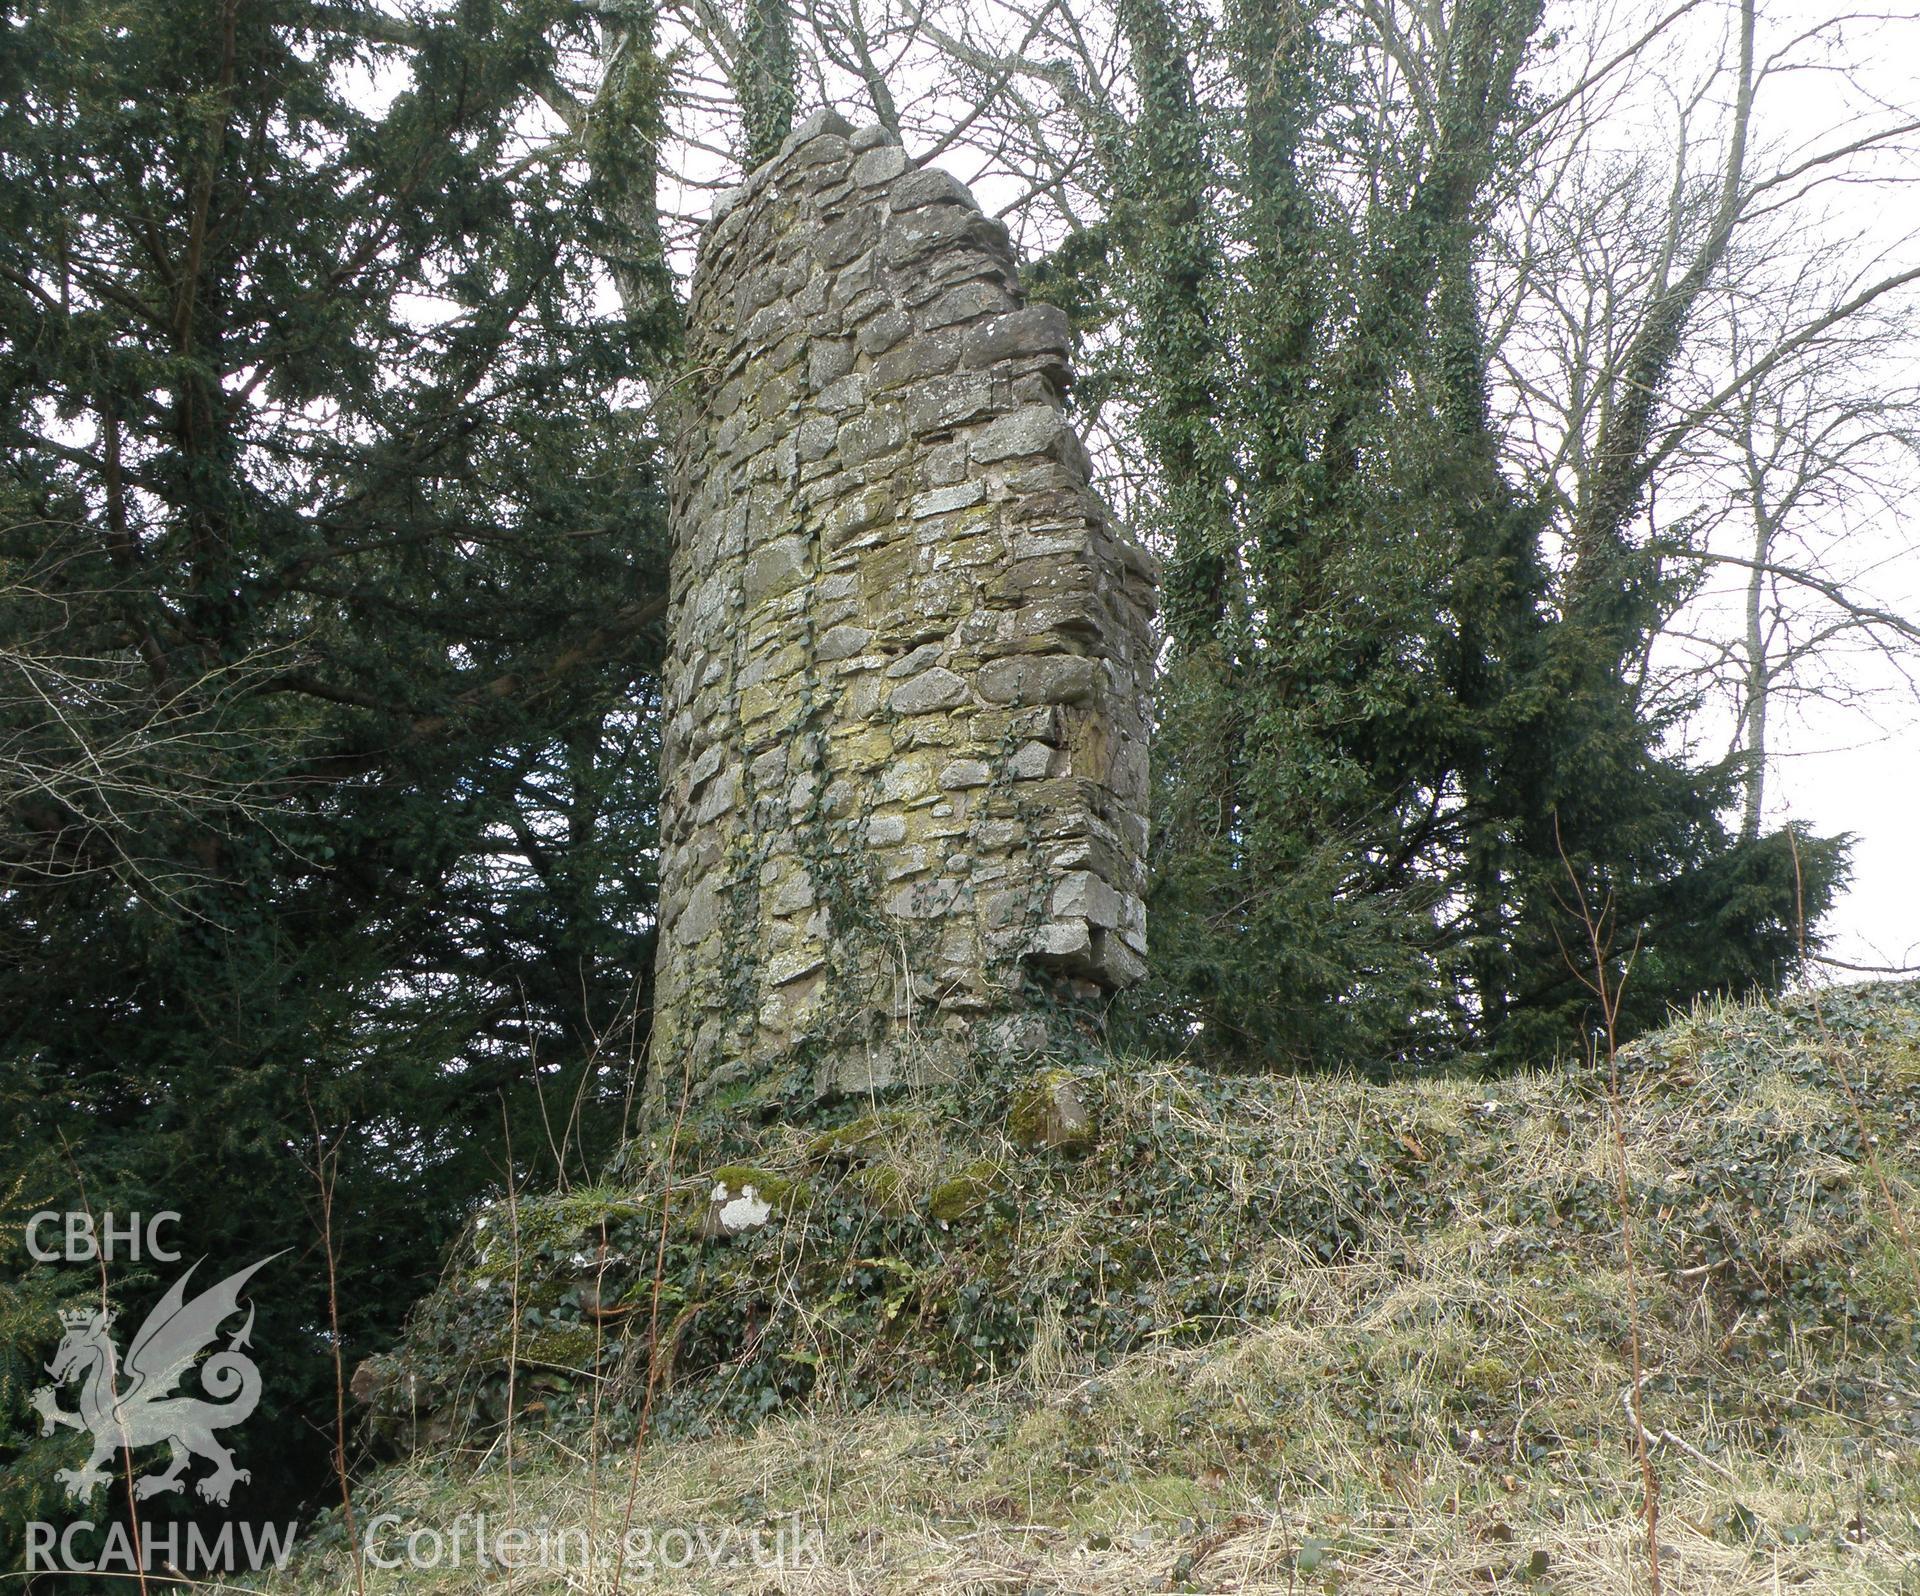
[653,110,1156,1098]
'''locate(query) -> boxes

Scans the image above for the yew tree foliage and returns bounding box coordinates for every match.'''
[1075,0,1845,1067]
[0,0,668,1545]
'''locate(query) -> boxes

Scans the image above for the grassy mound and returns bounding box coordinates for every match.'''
[290,984,1920,1593]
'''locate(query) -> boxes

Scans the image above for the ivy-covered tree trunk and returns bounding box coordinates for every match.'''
[1111,0,1236,654]
[739,0,798,167]
[586,0,680,341]
[1094,0,1842,1065]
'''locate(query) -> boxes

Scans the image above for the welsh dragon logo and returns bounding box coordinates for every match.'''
[31,1253,283,1506]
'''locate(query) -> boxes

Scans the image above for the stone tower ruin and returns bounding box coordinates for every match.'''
[652,111,1156,1101]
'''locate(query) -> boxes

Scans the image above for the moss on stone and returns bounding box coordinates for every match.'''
[517,1321,603,1370]
[1006,1067,1094,1153]
[463,1187,652,1279]
[805,1109,922,1163]
[927,1158,1003,1222]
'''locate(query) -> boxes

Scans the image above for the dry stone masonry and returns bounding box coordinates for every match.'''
[653,110,1156,1099]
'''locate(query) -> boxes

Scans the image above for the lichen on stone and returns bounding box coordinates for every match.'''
[700,1163,805,1237]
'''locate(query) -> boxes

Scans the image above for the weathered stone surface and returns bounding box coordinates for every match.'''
[889,666,969,715]
[1007,1069,1096,1153]
[652,121,1156,1101]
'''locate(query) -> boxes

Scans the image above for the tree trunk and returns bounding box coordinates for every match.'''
[1740,508,1771,842]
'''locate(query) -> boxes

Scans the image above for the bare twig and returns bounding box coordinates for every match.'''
[611,1060,695,1591]
[56,1135,151,1596]
[1555,820,1663,1595]
[305,1094,364,1596]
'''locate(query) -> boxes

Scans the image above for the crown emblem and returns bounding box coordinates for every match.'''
[58,1307,99,1329]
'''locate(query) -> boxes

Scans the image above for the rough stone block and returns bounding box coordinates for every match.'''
[910,481,986,518]
[977,654,1098,705]
[744,535,810,606]
[852,144,909,186]
[963,305,1072,368]
[922,281,1016,329]
[938,758,993,789]
[815,624,872,662]
[888,666,969,715]
[888,168,973,211]
[856,311,912,358]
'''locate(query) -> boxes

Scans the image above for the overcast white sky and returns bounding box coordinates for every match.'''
[1782,709,1918,970]
[1635,0,1920,974]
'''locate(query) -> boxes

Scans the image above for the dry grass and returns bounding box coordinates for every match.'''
[278,1325,1917,1594]
[281,986,1920,1595]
